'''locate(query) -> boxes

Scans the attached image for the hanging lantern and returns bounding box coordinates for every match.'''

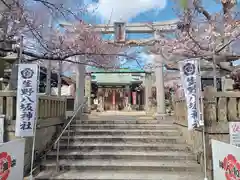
[120,89,123,97]
[105,90,108,97]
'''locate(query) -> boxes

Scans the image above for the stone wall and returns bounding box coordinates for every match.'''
[0,91,67,174]
[174,87,240,179]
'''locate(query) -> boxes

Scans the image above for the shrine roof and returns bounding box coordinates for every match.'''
[91,73,143,84]
[87,67,147,73]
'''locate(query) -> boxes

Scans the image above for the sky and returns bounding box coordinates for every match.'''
[79,0,227,71]
[53,0,238,72]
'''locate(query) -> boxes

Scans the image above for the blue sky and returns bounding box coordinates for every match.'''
[61,0,235,71]
[81,0,227,71]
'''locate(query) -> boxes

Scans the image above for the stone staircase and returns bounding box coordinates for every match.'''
[35,115,204,180]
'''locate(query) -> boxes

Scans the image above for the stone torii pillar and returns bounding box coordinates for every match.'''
[145,72,152,114]
[154,54,166,119]
[74,56,85,117]
[85,72,92,113]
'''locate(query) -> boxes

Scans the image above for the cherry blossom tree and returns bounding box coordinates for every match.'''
[0,0,129,91]
[0,0,126,70]
[142,0,240,89]
[145,0,240,73]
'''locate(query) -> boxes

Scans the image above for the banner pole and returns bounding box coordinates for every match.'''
[29,65,40,180]
[19,35,23,64]
[197,59,208,180]
[202,126,208,180]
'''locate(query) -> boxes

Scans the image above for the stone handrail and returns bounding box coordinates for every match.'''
[203,91,240,123]
[174,91,240,127]
[174,97,187,124]
[0,91,66,124]
[173,89,240,178]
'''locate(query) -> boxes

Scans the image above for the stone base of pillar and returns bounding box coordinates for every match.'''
[155,113,167,120]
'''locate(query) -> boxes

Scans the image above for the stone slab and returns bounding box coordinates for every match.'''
[36,170,205,180]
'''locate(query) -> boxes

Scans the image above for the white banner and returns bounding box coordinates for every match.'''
[179,59,203,130]
[15,64,39,137]
[0,139,25,179]
[229,122,240,147]
[212,139,240,180]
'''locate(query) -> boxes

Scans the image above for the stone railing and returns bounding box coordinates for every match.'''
[174,88,240,179]
[0,91,67,173]
[174,90,240,130]
[65,96,90,117]
[66,96,74,118]
[0,91,66,124]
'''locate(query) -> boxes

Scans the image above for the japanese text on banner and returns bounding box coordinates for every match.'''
[179,59,203,130]
[15,64,38,137]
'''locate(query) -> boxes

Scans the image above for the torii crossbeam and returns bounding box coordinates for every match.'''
[59,19,178,46]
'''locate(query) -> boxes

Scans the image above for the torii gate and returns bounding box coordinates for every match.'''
[60,20,178,117]
[96,20,178,117]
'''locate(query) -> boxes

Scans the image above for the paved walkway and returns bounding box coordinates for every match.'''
[91,110,147,116]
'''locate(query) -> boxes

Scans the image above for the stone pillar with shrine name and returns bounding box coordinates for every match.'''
[85,73,91,113]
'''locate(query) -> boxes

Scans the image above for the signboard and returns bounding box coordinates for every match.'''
[230,122,240,147]
[0,139,25,180]
[212,139,240,180]
[114,22,126,42]
[15,64,38,137]
[179,59,203,130]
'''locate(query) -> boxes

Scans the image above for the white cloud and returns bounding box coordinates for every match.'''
[88,0,167,22]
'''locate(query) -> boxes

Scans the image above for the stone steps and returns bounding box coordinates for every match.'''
[74,119,174,124]
[63,129,180,136]
[36,170,204,180]
[70,124,177,130]
[35,115,202,179]
[57,142,190,151]
[46,149,195,161]
[40,159,200,172]
[60,135,184,143]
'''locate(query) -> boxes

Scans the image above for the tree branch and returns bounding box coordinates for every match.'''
[193,0,211,20]
[0,47,136,61]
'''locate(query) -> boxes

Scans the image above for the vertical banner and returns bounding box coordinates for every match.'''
[132,92,136,105]
[179,59,203,130]
[0,139,25,179]
[229,122,240,147]
[15,64,38,137]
